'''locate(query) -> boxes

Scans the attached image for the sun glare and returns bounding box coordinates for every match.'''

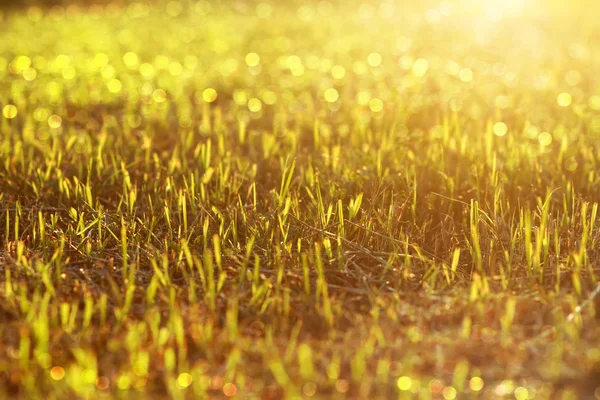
[457,0,533,20]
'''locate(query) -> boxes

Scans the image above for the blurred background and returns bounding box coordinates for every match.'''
[0,0,119,6]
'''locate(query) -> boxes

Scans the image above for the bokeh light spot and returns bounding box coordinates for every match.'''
[96,376,110,390]
[442,386,457,400]
[48,115,62,128]
[101,65,115,79]
[169,62,183,75]
[588,95,600,110]
[11,55,32,73]
[302,382,317,396]
[412,58,429,77]
[210,376,224,390]
[538,132,552,146]
[564,157,578,171]
[34,107,48,122]
[117,375,131,390]
[331,65,346,79]
[245,52,260,67]
[2,105,18,119]
[324,88,339,103]
[50,366,65,380]
[369,98,384,112]
[177,372,193,388]
[493,122,508,136]
[557,92,572,107]
[123,52,139,69]
[367,52,382,67]
[469,377,484,391]
[233,90,248,105]
[62,67,76,80]
[356,91,371,105]
[262,90,277,105]
[107,79,122,93]
[152,89,167,103]
[495,380,515,396]
[565,70,581,86]
[495,95,510,109]
[400,55,414,70]
[429,380,444,394]
[139,63,155,78]
[459,68,473,82]
[336,379,349,393]
[202,88,218,103]
[397,376,412,391]
[223,382,237,396]
[23,67,37,81]
[514,386,529,400]
[248,98,262,112]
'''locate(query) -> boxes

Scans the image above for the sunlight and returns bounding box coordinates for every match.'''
[2,0,599,398]
[456,0,534,20]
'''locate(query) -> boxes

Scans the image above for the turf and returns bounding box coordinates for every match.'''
[1,0,600,399]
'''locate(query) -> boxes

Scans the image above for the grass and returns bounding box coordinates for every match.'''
[1,0,600,398]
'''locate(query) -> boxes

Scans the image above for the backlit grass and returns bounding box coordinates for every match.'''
[1,0,600,399]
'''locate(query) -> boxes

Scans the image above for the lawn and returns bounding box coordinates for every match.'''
[0,0,599,398]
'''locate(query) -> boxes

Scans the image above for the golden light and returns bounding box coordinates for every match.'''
[493,122,508,137]
[356,91,371,106]
[514,387,529,400]
[2,1,599,399]
[397,376,412,391]
[50,366,65,380]
[324,88,339,103]
[2,105,18,119]
[412,58,429,77]
[202,88,218,103]
[369,98,384,113]
[152,89,167,103]
[107,79,122,93]
[117,375,131,390]
[176,372,193,389]
[462,0,532,19]
[233,90,247,105]
[123,52,139,69]
[442,386,457,400]
[245,52,260,67]
[223,383,237,397]
[48,115,62,129]
[248,98,262,112]
[262,91,277,105]
[469,377,484,391]
[331,65,346,79]
[367,52,382,67]
[589,96,600,110]
[557,93,572,107]
[538,132,552,146]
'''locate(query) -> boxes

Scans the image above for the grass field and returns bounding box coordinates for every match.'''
[1,0,600,398]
